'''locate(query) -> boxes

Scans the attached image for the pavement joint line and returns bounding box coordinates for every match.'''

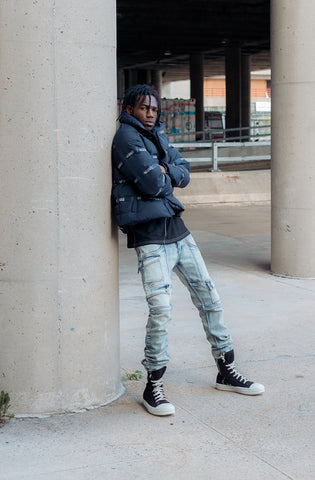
[201,261,275,278]
[212,263,315,290]
[168,353,315,375]
[241,352,315,363]
[175,403,296,480]
[271,279,315,291]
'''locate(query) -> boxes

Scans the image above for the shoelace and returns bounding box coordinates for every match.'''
[151,378,167,402]
[226,362,249,384]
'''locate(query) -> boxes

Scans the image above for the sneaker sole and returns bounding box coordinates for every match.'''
[216,383,265,396]
[143,400,175,416]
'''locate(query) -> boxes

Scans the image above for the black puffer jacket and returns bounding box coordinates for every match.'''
[112,112,190,228]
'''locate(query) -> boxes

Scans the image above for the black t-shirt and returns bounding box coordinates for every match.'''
[126,215,190,248]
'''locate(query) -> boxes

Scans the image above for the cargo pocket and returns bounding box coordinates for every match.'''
[136,245,164,287]
[207,282,221,305]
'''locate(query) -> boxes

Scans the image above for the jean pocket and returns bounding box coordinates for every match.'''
[137,245,164,286]
[136,244,164,262]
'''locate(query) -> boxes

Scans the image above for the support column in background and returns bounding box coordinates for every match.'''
[271,0,315,277]
[225,46,242,138]
[151,69,163,95]
[0,0,122,414]
[117,68,125,99]
[124,69,138,89]
[190,53,205,135]
[137,69,151,85]
[241,54,251,141]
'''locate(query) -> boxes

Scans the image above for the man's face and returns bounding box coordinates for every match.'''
[126,95,158,131]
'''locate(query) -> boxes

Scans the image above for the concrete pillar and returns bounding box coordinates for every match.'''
[117,68,125,99]
[125,69,138,89]
[151,70,163,95]
[190,53,204,135]
[124,69,130,89]
[0,0,122,414]
[271,0,315,277]
[241,54,251,140]
[225,46,242,138]
[137,69,151,85]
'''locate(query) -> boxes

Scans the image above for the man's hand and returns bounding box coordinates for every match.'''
[159,165,166,174]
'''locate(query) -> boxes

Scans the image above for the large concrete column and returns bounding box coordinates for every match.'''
[190,53,204,135]
[271,0,315,277]
[225,46,242,138]
[0,0,122,414]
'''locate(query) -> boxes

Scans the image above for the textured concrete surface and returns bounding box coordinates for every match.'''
[1,204,314,480]
[176,170,270,205]
[0,0,120,413]
[271,0,315,277]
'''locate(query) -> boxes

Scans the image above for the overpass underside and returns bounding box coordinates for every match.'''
[117,0,271,134]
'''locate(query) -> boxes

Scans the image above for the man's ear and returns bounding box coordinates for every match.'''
[126,105,133,115]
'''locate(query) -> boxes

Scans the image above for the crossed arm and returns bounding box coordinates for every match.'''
[113,131,190,198]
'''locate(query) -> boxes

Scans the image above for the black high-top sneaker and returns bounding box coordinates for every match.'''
[143,366,175,416]
[216,350,265,395]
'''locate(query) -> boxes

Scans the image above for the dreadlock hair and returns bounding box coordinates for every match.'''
[121,84,161,122]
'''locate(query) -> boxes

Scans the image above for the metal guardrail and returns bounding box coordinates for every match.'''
[211,141,271,171]
[171,125,271,172]
[172,140,271,172]
[170,124,271,143]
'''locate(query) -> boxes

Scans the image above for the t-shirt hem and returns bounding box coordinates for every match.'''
[128,229,190,249]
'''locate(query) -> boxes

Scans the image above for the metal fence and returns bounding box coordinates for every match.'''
[171,124,271,172]
[170,124,271,142]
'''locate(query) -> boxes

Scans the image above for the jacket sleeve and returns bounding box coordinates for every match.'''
[159,135,190,189]
[113,129,174,198]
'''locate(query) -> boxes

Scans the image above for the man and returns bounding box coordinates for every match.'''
[112,84,264,416]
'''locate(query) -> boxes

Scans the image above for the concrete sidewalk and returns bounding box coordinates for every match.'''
[1,204,314,480]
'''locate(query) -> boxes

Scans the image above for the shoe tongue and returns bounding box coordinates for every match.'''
[224,350,234,364]
[150,366,166,380]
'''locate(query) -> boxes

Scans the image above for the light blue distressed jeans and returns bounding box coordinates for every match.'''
[136,234,233,372]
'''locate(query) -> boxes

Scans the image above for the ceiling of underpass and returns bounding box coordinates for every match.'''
[116,0,270,82]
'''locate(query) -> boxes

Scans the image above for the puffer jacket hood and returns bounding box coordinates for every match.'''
[119,111,164,132]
